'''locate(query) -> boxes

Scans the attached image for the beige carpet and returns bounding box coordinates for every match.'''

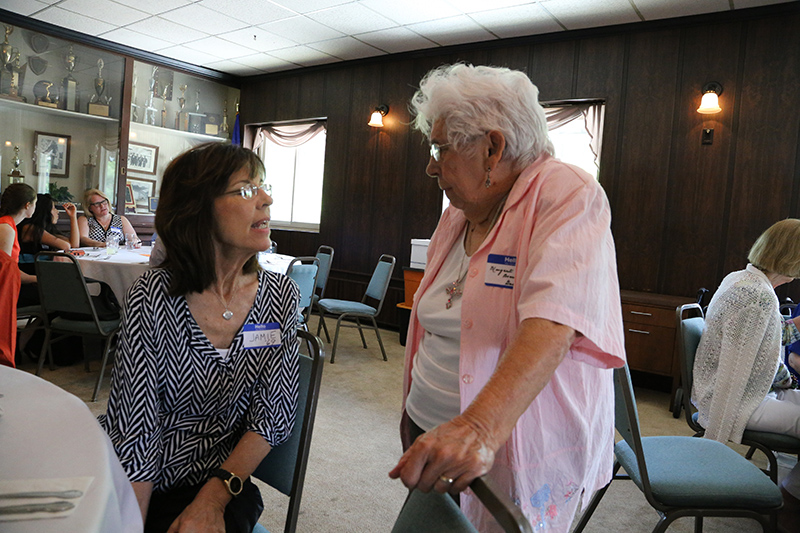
[16,319,783,532]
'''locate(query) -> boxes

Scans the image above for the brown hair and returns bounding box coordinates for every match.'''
[0,183,36,217]
[748,218,800,278]
[156,142,265,296]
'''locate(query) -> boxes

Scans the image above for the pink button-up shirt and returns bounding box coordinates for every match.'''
[403,154,626,532]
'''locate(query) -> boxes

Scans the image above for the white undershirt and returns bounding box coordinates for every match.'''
[217,348,229,360]
[406,228,468,432]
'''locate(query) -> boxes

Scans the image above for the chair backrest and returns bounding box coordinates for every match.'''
[286,257,320,320]
[34,251,108,332]
[675,303,705,432]
[252,329,325,533]
[612,366,654,500]
[363,254,396,314]
[314,245,334,298]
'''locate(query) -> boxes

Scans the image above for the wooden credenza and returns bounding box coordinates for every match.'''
[620,290,693,402]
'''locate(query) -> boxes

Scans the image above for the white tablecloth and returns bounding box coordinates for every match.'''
[76,247,152,305]
[258,252,294,274]
[0,366,142,533]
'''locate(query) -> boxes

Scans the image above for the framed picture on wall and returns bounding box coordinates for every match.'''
[148,196,159,212]
[128,142,159,175]
[34,131,71,178]
[127,178,156,211]
[124,183,135,210]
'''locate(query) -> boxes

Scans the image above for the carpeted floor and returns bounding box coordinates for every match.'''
[16,317,784,532]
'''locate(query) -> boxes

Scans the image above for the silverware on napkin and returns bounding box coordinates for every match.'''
[0,501,74,514]
[0,490,83,499]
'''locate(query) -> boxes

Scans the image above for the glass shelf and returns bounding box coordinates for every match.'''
[0,96,118,124]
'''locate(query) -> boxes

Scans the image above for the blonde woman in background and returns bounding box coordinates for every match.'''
[78,188,138,246]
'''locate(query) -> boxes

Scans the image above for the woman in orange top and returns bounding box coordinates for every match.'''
[0,183,37,367]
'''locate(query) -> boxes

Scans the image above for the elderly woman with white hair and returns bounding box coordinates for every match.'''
[388,64,626,532]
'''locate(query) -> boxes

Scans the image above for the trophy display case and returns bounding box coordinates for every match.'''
[0,20,123,208]
[126,60,239,214]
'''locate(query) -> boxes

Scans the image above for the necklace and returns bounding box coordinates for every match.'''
[213,279,242,320]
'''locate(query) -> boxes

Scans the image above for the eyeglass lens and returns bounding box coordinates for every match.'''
[241,183,272,199]
[90,199,108,207]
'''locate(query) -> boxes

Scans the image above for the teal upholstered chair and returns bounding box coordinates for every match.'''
[312,245,334,342]
[392,476,532,533]
[285,256,320,332]
[252,330,325,533]
[676,303,800,483]
[316,254,395,363]
[573,365,783,533]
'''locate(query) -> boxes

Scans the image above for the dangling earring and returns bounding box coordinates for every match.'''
[485,168,491,188]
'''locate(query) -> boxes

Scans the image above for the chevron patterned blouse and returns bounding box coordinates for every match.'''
[100,268,299,492]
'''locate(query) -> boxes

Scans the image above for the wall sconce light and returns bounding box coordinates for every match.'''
[697,82,723,114]
[368,105,389,127]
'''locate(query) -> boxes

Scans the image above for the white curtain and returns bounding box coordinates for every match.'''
[544,103,605,169]
[253,121,326,151]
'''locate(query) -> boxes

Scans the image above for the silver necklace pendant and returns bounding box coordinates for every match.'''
[222,309,233,320]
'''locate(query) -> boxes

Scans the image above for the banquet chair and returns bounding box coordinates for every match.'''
[675,303,800,483]
[573,365,783,533]
[316,254,395,363]
[34,251,122,402]
[251,330,325,533]
[285,256,320,332]
[15,304,46,365]
[392,476,533,533]
[312,245,334,342]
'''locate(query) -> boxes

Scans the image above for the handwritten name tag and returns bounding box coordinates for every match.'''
[242,323,281,349]
[485,254,516,289]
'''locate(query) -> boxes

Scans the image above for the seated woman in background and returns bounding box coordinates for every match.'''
[0,183,37,367]
[78,188,137,247]
[100,142,299,533]
[16,194,79,307]
[692,218,800,530]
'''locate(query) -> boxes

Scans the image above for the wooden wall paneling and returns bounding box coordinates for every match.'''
[529,39,577,100]
[660,22,743,297]
[242,78,277,123]
[452,49,490,68]
[488,45,531,73]
[272,76,301,121]
[298,70,326,119]
[723,12,800,276]
[575,34,626,211]
[613,28,681,292]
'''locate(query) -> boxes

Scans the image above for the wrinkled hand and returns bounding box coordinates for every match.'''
[389,416,496,494]
[62,202,77,217]
[166,496,225,533]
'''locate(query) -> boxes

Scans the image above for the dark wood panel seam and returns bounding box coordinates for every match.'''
[611,33,632,216]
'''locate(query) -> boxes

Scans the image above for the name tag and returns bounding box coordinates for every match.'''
[485,254,516,289]
[242,323,281,349]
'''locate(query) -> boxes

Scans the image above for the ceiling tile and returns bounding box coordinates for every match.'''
[218,27,297,52]
[99,27,175,51]
[32,7,116,36]
[406,15,497,46]
[307,36,385,60]
[58,0,149,25]
[205,58,264,75]
[159,3,248,34]
[259,15,345,43]
[233,52,299,71]
[359,0,462,25]
[634,0,729,21]
[1,0,50,17]
[269,44,338,66]
[268,0,354,14]
[355,27,437,53]
[731,0,791,8]
[112,0,192,16]
[198,0,298,25]
[125,16,208,45]
[306,3,397,34]
[157,44,225,65]
[540,0,641,30]
[184,36,257,58]
[445,0,534,15]
[469,3,563,38]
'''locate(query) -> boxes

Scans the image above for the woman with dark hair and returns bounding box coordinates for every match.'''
[101,142,299,533]
[0,183,37,367]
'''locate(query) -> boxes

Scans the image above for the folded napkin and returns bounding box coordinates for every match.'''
[0,477,93,522]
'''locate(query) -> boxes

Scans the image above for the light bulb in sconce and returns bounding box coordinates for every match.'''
[368,105,389,127]
[697,82,723,114]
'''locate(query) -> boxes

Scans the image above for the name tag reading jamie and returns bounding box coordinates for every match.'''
[485,254,516,289]
[242,323,281,349]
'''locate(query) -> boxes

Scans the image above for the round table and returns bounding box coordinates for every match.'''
[76,247,152,305]
[0,366,142,533]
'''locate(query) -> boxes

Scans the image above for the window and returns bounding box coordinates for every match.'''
[254,121,326,232]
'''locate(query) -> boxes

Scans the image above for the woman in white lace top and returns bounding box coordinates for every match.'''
[692,218,800,528]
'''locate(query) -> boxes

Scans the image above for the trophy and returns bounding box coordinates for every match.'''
[221,100,229,138]
[161,83,169,127]
[33,80,57,108]
[144,65,158,125]
[188,89,202,133]
[8,145,24,183]
[2,49,26,101]
[59,45,79,111]
[0,25,14,96]
[176,84,188,131]
[88,58,110,116]
[131,73,140,123]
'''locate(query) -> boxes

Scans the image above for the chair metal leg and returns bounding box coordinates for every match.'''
[316,310,331,342]
[371,317,387,361]
[36,328,54,375]
[571,481,612,533]
[694,516,703,533]
[330,315,345,364]
[92,334,115,402]
[746,446,757,460]
[355,318,367,348]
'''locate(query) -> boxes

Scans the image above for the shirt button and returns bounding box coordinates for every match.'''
[463,319,473,329]
[469,268,478,278]
[462,374,474,384]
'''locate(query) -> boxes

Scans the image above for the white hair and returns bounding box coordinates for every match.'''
[410,63,554,170]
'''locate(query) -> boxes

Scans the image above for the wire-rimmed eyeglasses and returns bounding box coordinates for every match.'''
[429,142,451,162]
[226,183,272,200]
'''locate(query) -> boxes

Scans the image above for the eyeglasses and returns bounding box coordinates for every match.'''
[225,183,272,200]
[429,142,451,162]
[89,199,108,208]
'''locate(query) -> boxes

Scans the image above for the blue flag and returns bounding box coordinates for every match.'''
[232,112,241,145]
